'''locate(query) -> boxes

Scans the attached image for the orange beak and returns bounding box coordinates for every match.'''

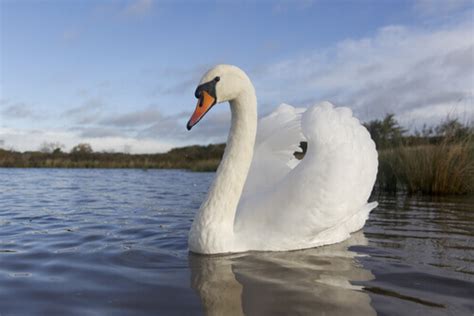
[187,91,216,130]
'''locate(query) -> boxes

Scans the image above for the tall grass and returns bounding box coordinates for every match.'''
[377,138,473,195]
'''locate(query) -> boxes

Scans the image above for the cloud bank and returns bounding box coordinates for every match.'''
[253,19,473,128]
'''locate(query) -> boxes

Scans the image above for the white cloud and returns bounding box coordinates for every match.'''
[1,102,37,119]
[62,98,106,124]
[0,103,231,153]
[253,16,474,128]
[397,100,473,129]
[100,108,163,127]
[0,127,173,154]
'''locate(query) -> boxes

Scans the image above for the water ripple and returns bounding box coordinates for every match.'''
[0,169,472,315]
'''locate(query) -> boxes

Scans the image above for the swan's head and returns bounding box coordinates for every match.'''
[187,64,252,130]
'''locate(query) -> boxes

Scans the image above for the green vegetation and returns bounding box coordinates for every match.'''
[363,114,406,149]
[0,144,224,171]
[369,116,473,195]
[0,115,472,195]
[377,141,473,195]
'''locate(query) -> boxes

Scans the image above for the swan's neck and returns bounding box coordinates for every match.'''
[189,89,257,254]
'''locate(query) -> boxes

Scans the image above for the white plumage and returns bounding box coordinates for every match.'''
[187,65,378,254]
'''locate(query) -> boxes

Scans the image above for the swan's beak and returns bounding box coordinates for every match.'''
[187,91,216,130]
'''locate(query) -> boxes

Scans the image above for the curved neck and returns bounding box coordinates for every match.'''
[189,89,257,253]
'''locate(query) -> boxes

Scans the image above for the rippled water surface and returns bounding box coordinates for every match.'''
[0,169,473,315]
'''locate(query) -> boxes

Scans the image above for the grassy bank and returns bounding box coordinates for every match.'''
[0,144,224,172]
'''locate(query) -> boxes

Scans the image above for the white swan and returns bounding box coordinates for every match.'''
[187,64,378,254]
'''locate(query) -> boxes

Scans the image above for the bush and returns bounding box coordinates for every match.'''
[71,143,93,154]
[364,114,406,149]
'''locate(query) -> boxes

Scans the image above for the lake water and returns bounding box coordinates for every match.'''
[0,169,473,315]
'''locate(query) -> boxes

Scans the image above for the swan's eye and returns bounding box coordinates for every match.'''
[214,76,220,82]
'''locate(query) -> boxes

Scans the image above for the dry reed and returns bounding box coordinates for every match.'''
[377,138,473,195]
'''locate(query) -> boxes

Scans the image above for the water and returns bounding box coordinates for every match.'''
[0,169,472,315]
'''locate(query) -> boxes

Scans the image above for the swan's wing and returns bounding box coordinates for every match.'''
[236,102,378,251]
[241,103,305,197]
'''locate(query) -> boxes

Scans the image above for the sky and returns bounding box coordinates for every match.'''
[0,0,473,153]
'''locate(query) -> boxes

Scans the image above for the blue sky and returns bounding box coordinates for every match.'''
[1,0,473,153]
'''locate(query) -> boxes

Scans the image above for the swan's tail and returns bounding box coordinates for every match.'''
[282,102,378,240]
[307,201,378,248]
[300,102,378,221]
[346,201,378,233]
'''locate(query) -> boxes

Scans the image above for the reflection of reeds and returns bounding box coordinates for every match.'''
[377,138,474,195]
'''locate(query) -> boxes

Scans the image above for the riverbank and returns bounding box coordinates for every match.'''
[0,144,224,172]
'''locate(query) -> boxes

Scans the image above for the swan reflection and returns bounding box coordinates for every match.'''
[189,231,375,316]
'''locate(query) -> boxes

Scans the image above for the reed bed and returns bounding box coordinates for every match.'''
[377,139,473,195]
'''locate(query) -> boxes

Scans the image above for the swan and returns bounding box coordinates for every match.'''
[186,64,378,254]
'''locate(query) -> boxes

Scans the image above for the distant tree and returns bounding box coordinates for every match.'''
[0,139,4,149]
[39,141,65,153]
[364,114,406,149]
[71,143,93,154]
[435,118,472,140]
